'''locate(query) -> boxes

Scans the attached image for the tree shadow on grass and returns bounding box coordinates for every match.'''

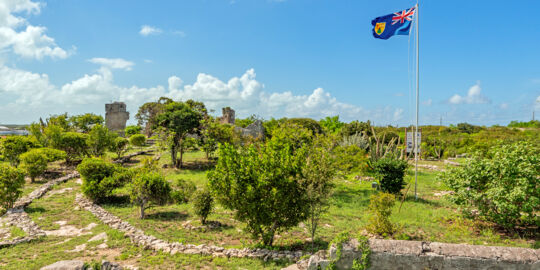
[145,211,188,221]
[401,195,442,207]
[180,160,216,171]
[331,188,373,208]
[100,195,131,206]
[26,206,46,214]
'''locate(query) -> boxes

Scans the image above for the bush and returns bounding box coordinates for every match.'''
[171,178,196,204]
[366,192,395,236]
[19,150,48,182]
[0,164,25,210]
[0,136,39,166]
[125,125,142,137]
[54,132,88,163]
[333,145,368,173]
[38,147,67,162]
[87,124,114,157]
[78,158,125,202]
[192,188,214,224]
[285,118,323,135]
[129,171,171,219]
[438,142,540,229]
[372,157,408,194]
[130,134,146,148]
[109,137,129,159]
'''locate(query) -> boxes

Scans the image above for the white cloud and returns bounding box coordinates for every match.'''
[394,92,404,97]
[172,30,186,37]
[499,103,508,110]
[139,25,162,36]
[88,57,134,70]
[448,82,490,105]
[0,66,405,124]
[0,0,69,59]
[536,96,540,110]
[143,59,152,63]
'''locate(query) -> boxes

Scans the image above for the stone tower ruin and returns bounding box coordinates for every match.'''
[220,107,235,125]
[105,102,129,134]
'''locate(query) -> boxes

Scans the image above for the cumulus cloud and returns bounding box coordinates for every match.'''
[139,25,162,36]
[499,103,508,110]
[448,82,491,105]
[0,65,406,124]
[536,96,540,110]
[0,0,69,59]
[88,57,134,70]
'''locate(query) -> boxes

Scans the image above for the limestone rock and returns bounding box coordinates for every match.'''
[40,260,84,270]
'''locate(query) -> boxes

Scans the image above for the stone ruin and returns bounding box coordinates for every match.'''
[105,102,129,134]
[219,107,264,139]
[220,107,235,125]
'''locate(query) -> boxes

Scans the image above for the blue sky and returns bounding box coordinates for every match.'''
[1,0,539,126]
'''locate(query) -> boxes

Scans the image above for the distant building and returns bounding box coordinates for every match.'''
[105,102,129,134]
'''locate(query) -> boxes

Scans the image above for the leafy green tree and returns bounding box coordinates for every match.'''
[129,171,171,219]
[192,189,214,224]
[235,114,259,128]
[301,136,337,246]
[19,150,48,182]
[135,97,173,136]
[69,113,104,133]
[47,113,70,130]
[286,118,323,135]
[109,137,129,158]
[319,116,344,134]
[0,164,25,210]
[125,125,142,137]
[87,124,114,157]
[0,136,39,166]
[439,142,539,229]
[200,118,234,159]
[54,132,88,163]
[372,157,408,195]
[129,134,146,149]
[171,178,197,204]
[156,101,203,168]
[333,145,368,173]
[78,158,126,202]
[366,193,395,236]
[271,122,314,152]
[208,138,310,246]
[339,120,372,138]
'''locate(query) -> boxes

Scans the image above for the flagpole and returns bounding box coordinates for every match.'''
[414,1,419,200]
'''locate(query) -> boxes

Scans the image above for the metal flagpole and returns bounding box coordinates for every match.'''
[414,1,419,200]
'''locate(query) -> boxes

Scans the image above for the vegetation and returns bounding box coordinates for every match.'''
[0,136,39,166]
[0,164,25,211]
[77,158,126,202]
[171,178,196,204]
[129,134,146,149]
[129,171,171,219]
[366,192,396,236]
[125,125,142,137]
[192,188,214,224]
[439,142,539,230]
[372,157,408,194]
[109,136,129,159]
[19,150,47,182]
[68,113,104,133]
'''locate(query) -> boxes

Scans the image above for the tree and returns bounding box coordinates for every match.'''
[78,158,126,202]
[87,124,114,157]
[156,101,203,168]
[54,132,88,163]
[135,97,173,136]
[129,171,171,219]
[19,150,48,182]
[366,193,396,236]
[0,164,25,210]
[439,142,539,229]
[129,134,146,149]
[208,137,310,246]
[69,113,104,133]
[372,157,408,195]
[47,113,70,130]
[192,189,214,224]
[301,136,336,247]
[319,116,344,134]
[199,117,234,159]
[125,125,142,137]
[110,137,129,159]
[0,136,39,166]
[285,118,323,135]
[339,120,372,138]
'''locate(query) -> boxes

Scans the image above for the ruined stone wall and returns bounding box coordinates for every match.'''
[220,107,235,125]
[305,239,539,270]
[105,102,129,133]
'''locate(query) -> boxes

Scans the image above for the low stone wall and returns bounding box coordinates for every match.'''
[75,194,305,261]
[14,172,80,209]
[113,150,154,164]
[304,239,540,270]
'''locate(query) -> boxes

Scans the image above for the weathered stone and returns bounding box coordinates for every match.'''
[40,260,85,270]
[105,102,129,134]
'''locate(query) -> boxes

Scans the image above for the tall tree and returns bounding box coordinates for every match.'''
[135,97,173,136]
[156,101,203,168]
[69,113,104,133]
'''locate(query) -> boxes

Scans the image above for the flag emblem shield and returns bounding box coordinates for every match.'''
[375,22,385,35]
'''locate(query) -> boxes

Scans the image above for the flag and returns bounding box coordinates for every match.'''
[372,6,415,40]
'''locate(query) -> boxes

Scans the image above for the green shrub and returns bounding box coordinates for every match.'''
[372,157,408,194]
[285,118,323,135]
[87,124,115,157]
[0,136,39,166]
[171,178,196,204]
[69,113,104,133]
[438,142,540,229]
[0,164,25,210]
[109,137,129,158]
[129,134,146,148]
[192,188,214,224]
[333,145,368,173]
[19,150,48,182]
[129,171,171,219]
[366,192,395,236]
[54,132,88,163]
[78,158,124,202]
[125,125,142,137]
[37,147,67,162]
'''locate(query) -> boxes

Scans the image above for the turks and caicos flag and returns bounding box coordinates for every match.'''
[372,6,416,40]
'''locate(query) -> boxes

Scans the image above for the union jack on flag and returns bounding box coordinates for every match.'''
[371,5,416,40]
[392,7,415,25]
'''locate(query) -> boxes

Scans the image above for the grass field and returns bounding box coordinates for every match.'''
[0,147,537,269]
